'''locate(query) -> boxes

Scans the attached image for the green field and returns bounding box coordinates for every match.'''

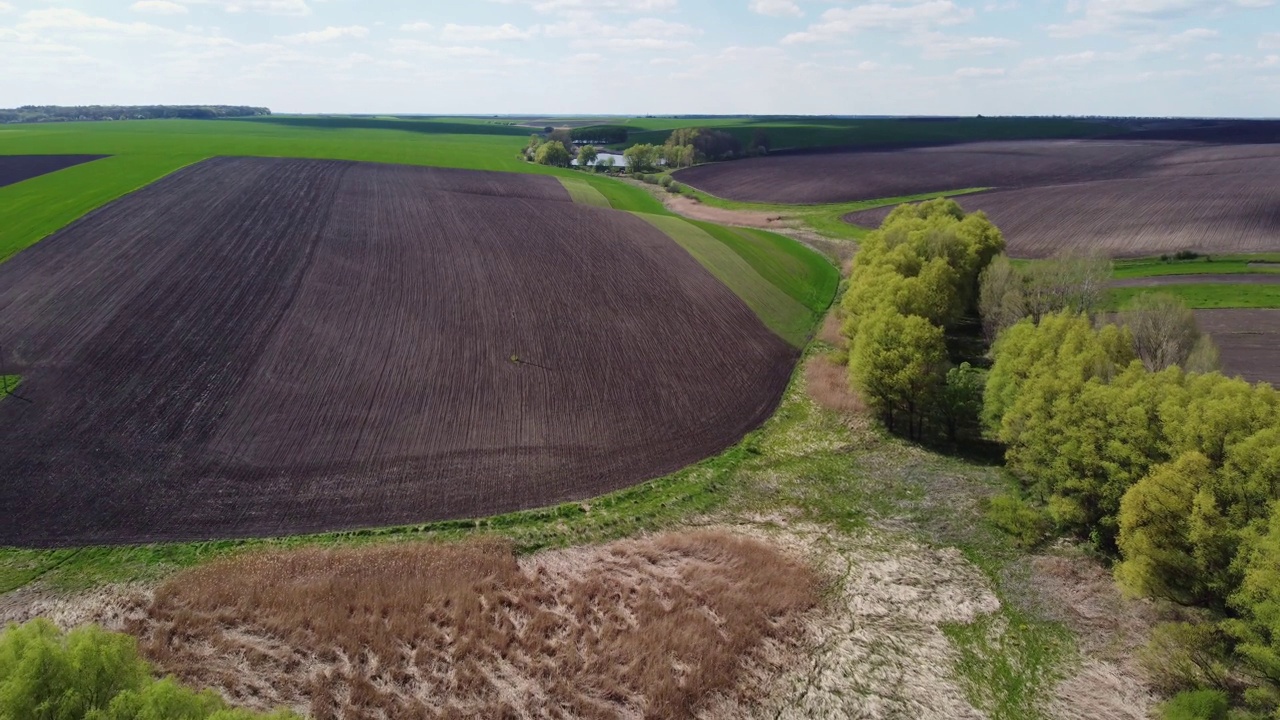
[1107,283,1280,310]
[0,118,656,262]
[1112,254,1280,279]
[0,116,836,346]
[604,116,1123,151]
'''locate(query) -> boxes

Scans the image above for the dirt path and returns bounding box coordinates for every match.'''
[1110,273,1280,288]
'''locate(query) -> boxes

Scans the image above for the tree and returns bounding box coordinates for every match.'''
[546,128,573,145]
[534,141,571,167]
[978,254,1025,342]
[1225,503,1280,688]
[598,155,616,173]
[1115,452,1226,605]
[623,143,661,173]
[979,250,1112,343]
[937,362,985,443]
[848,309,947,439]
[577,144,598,168]
[1120,292,1206,372]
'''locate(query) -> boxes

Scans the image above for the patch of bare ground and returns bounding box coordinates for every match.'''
[120,531,819,720]
[662,194,795,229]
[1027,551,1161,720]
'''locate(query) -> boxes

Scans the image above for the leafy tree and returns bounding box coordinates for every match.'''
[1116,452,1227,605]
[577,144,598,168]
[1226,503,1280,688]
[623,143,661,173]
[1120,292,1207,372]
[848,309,946,439]
[978,251,1112,342]
[0,619,296,719]
[978,254,1025,342]
[534,141,571,167]
[546,128,573,145]
[598,155,616,173]
[937,362,985,442]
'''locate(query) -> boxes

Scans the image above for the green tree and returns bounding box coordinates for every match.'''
[937,362,985,443]
[623,143,661,173]
[534,141,571,167]
[848,309,947,439]
[576,144,598,168]
[0,620,297,720]
[1226,503,1280,688]
[978,254,1025,343]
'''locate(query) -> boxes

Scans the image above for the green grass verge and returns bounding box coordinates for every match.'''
[1106,283,1280,310]
[634,212,819,347]
[558,177,612,208]
[0,119,662,261]
[1112,254,1280,279]
[0,375,18,398]
[688,221,839,313]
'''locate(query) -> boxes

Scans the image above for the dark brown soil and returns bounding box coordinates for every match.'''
[0,155,107,188]
[0,157,795,547]
[1194,309,1280,387]
[845,174,1280,258]
[1110,274,1280,288]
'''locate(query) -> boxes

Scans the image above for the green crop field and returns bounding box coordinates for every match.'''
[0,118,658,262]
[1106,283,1280,310]
[0,116,837,347]
[1112,254,1280,279]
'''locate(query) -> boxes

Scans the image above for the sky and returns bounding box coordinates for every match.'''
[1,0,1278,117]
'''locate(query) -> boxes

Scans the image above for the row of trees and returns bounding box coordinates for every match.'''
[839,199,1004,440]
[985,307,1280,710]
[0,105,270,123]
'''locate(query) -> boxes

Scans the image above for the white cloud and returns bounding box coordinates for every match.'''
[182,0,311,16]
[783,1,973,44]
[749,0,802,17]
[542,16,700,50]
[278,25,368,43]
[131,1,189,14]
[1049,0,1272,38]
[0,2,15,13]
[857,60,880,70]
[493,0,678,13]
[399,22,434,32]
[911,32,1019,58]
[439,23,537,42]
[955,66,1004,77]
[1262,32,1280,49]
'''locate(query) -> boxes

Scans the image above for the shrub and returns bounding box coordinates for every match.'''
[986,494,1052,548]
[0,619,295,720]
[1174,250,1202,261]
[1139,622,1233,695]
[666,182,682,194]
[1159,689,1229,720]
[658,174,673,187]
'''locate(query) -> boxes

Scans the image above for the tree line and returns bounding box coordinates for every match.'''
[520,126,770,175]
[0,105,271,123]
[841,199,1280,715]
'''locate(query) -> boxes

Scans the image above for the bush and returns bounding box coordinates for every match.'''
[666,182,682,194]
[658,174,673,187]
[986,494,1052,548]
[1174,250,1202,261]
[1160,689,1229,720]
[0,619,296,719]
[1139,622,1233,695]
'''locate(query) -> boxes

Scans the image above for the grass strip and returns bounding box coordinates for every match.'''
[558,177,612,208]
[635,212,817,347]
[1106,283,1280,310]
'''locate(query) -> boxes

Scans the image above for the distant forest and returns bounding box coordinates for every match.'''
[0,105,271,123]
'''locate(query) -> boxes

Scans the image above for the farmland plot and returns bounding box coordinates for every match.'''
[846,174,1280,258]
[0,155,106,189]
[0,157,796,546]
[1195,309,1280,386]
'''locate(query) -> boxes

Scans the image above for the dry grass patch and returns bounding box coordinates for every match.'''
[804,355,864,416]
[126,530,819,719]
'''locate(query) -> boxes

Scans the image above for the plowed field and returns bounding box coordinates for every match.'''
[846,174,1280,258]
[0,155,106,188]
[1195,309,1280,387]
[0,157,796,547]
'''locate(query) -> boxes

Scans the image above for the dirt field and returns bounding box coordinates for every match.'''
[845,173,1280,258]
[1195,309,1280,386]
[0,157,796,547]
[0,154,107,188]
[1110,274,1280,288]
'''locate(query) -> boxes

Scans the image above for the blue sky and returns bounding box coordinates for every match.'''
[1,0,1277,116]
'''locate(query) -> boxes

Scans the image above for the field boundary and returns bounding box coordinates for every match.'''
[558,177,611,208]
[634,212,817,347]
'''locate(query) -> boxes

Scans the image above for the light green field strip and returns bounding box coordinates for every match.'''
[635,213,815,347]
[1106,283,1280,310]
[558,177,611,208]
